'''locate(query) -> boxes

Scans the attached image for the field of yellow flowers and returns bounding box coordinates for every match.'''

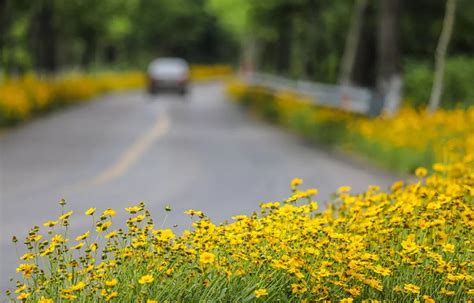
[5,75,473,302]
[227,81,474,173]
[7,152,474,302]
[0,72,146,126]
[0,65,233,127]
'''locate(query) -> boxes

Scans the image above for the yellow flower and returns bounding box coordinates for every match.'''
[154,229,175,241]
[372,264,391,276]
[184,209,205,218]
[85,207,96,216]
[76,231,90,241]
[19,253,35,260]
[51,234,66,244]
[29,234,42,242]
[415,167,428,177]
[291,178,303,189]
[442,243,455,253]
[15,284,27,293]
[103,208,117,217]
[199,252,216,265]
[60,293,77,300]
[423,295,435,303]
[403,283,420,294]
[125,205,142,213]
[105,291,118,301]
[147,300,159,303]
[16,292,30,300]
[138,274,154,284]
[70,281,86,291]
[89,242,98,251]
[71,242,84,250]
[59,211,73,220]
[391,180,404,191]
[401,234,419,254]
[338,186,351,193]
[38,297,53,303]
[105,278,118,287]
[254,288,268,298]
[291,283,307,294]
[43,220,58,227]
[16,264,35,278]
[340,299,353,303]
[96,220,112,232]
[105,230,118,239]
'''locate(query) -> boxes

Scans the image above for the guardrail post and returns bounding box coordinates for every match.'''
[368,93,384,117]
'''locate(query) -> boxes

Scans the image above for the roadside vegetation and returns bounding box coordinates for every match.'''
[7,151,474,302]
[0,65,232,127]
[0,72,144,126]
[227,81,474,174]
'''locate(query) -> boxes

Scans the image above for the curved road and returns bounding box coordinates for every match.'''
[0,82,396,290]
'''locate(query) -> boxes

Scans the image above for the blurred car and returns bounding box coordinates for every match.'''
[147,58,190,95]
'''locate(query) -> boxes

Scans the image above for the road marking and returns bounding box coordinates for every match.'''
[87,113,170,187]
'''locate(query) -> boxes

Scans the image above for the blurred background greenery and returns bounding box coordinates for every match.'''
[1,0,473,108]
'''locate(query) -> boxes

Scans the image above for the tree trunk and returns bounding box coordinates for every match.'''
[290,17,305,79]
[241,36,257,77]
[428,0,457,112]
[0,0,10,77]
[30,0,58,73]
[339,0,368,86]
[375,0,402,116]
[276,20,291,76]
[81,34,97,69]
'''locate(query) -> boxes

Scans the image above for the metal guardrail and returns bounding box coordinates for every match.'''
[245,73,376,115]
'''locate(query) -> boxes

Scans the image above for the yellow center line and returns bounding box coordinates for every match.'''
[85,113,170,187]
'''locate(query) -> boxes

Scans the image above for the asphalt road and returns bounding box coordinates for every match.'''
[0,81,397,291]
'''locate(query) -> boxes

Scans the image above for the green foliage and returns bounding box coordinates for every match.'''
[1,0,238,74]
[404,56,474,109]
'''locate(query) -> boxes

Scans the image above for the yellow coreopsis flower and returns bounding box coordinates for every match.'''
[415,167,428,177]
[154,229,175,241]
[423,295,435,303]
[16,292,30,300]
[70,281,86,291]
[125,206,142,213]
[105,278,118,287]
[43,220,58,227]
[291,178,303,189]
[16,264,35,278]
[103,208,117,217]
[59,211,73,220]
[38,297,53,303]
[105,230,118,239]
[71,242,84,250]
[138,274,154,284]
[403,283,420,294]
[338,186,351,193]
[442,243,455,253]
[199,252,216,265]
[85,207,96,216]
[254,288,268,298]
[51,234,66,244]
[76,231,90,241]
[15,284,26,293]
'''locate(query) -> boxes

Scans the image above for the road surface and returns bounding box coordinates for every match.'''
[0,81,397,291]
